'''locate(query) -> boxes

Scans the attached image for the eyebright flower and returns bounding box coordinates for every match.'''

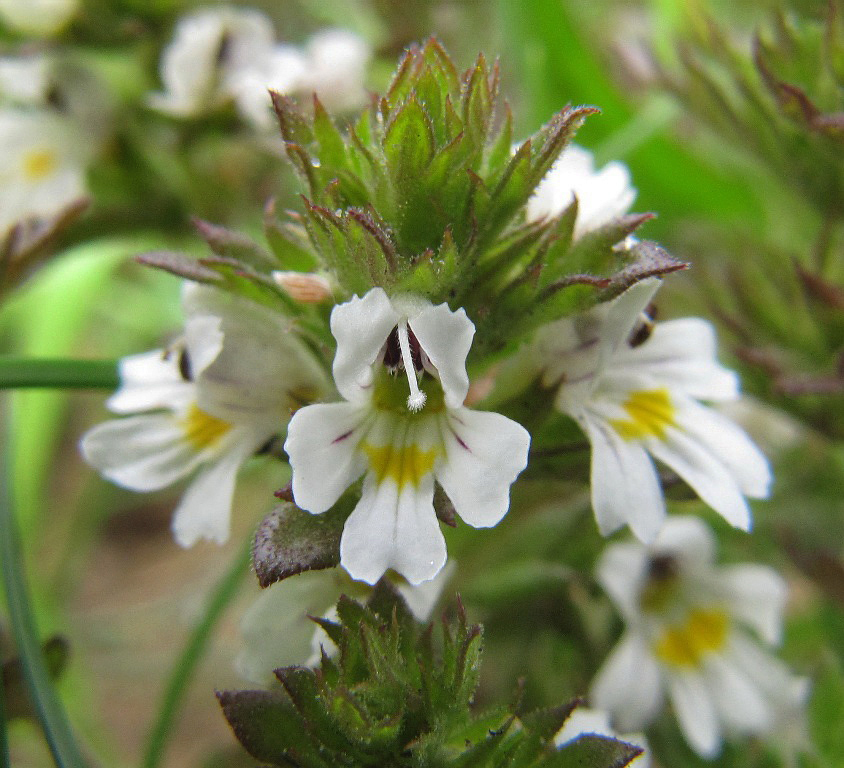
[81,285,329,547]
[536,276,771,542]
[231,27,371,130]
[553,707,649,767]
[284,287,531,586]
[148,7,277,118]
[0,108,88,236]
[526,144,636,239]
[591,516,808,758]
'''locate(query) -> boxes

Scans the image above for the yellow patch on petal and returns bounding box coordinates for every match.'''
[609,387,675,440]
[653,608,729,668]
[180,403,232,450]
[361,441,439,489]
[22,148,58,181]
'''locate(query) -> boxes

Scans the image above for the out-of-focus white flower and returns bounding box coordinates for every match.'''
[526,144,636,239]
[0,55,50,104]
[236,563,455,684]
[148,7,276,118]
[591,516,808,758]
[297,29,370,111]
[0,0,78,37]
[81,285,330,547]
[231,27,371,130]
[0,109,87,235]
[554,706,649,767]
[537,277,771,542]
[284,287,530,586]
[149,7,370,128]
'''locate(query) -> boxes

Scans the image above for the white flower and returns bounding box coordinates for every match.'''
[537,276,771,542]
[236,563,454,684]
[0,108,87,235]
[284,287,531,586]
[0,0,78,37]
[0,55,50,104]
[149,7,371,128]
[231,28,371,130]
[554,706,649,767]
[591,516,808,758]
[81,285,330,547]
[148,7,276,118]
[526,144,636,239]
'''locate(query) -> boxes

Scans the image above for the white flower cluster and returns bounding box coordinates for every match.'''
[149,7,370,129]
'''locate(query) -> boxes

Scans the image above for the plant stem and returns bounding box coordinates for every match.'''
[141,539,251,768]
[0,358,119,390]
[0,398,89,768]
[0,650,9,768]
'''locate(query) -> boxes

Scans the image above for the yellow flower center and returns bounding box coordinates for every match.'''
[361,440,439,490]
[609,387,676,440]
[653,608,729,667]
[180,403,232,450]
[23,148,58,181]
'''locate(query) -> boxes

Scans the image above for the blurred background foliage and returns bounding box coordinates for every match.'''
[1,0,842,766]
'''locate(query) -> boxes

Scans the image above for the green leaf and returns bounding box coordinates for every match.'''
[218,689,327,768]
[520,699,582,742]
[550,734,643,768]
[252,500,352,588]
[384,95,436,192]
[192,218,275,268]
[135,250,223,284]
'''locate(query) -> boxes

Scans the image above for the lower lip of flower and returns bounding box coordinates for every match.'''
[180,403,233,450]
[653,607,729,667]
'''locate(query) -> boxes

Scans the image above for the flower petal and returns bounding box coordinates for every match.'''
[340,472,446,585]
[668,670,721,758]
[80,414,205,491]
[719,565,786,645]
[590,630,663,732]
[613,318,739,401]
[652,515,717,569]
[183,313,224,379]
[704,652,772,733]
[191,290,330,424]
[171,436,255,546]
[673,398,772,499]
[598,278,662,366]
[107,349,192,414]
[330,287,400,404]
[580,412,666,541]
[408,302,475,408]
[596,542,649,621]
[647,423,753,531]
[435,408,530,528]
[285,402,369,514]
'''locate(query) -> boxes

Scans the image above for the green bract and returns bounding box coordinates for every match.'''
[218,583,641,768]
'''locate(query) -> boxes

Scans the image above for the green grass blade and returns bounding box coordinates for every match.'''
[141,538,251,768]
[0,358,119,390]
[0,397,89,768]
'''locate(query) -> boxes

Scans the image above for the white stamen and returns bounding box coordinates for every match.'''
[397,319,426,412]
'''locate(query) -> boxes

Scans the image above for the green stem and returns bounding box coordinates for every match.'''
[0,358,119,390]
[141,539,251,768]
[0,398,89,768]
[0,647,9,768]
